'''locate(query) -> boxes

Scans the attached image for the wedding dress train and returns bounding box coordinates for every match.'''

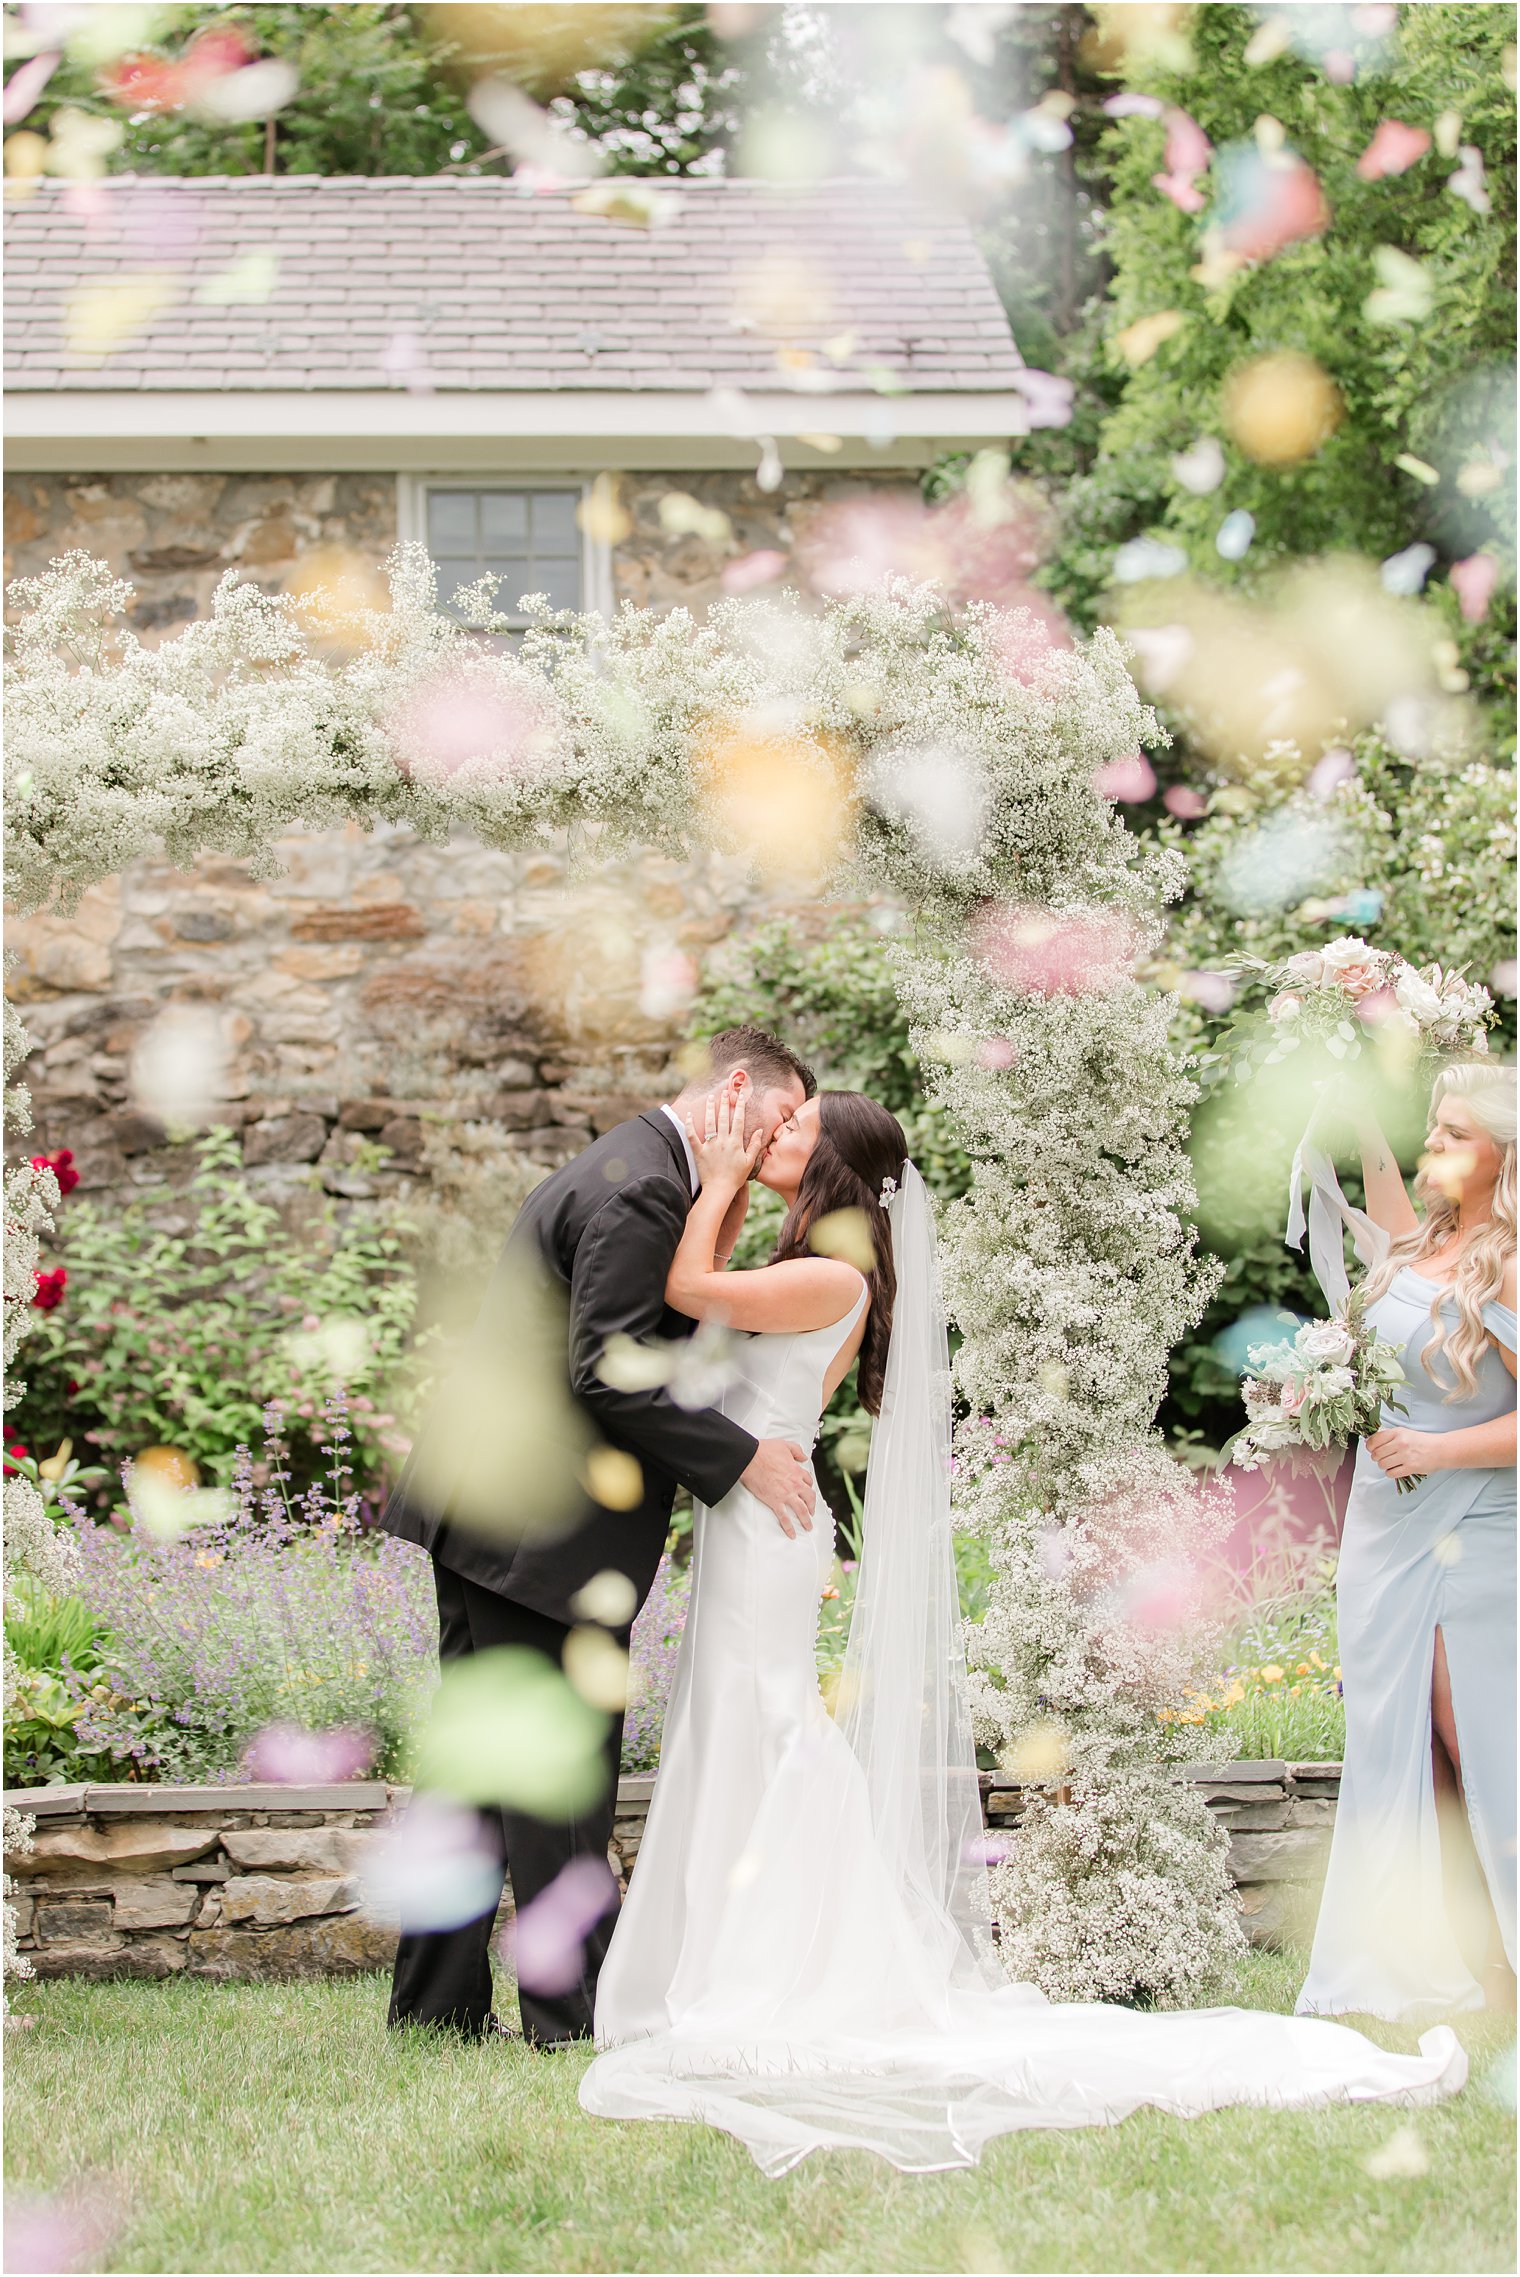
[579,1171,1466,2175]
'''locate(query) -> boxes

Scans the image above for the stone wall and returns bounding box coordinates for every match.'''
[6,1764,1339,1983]
[3,465,913,1213]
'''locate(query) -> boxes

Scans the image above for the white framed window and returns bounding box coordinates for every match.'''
[396,475,614,629]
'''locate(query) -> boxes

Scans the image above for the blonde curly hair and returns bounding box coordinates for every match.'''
[1362,1062,1516,1400]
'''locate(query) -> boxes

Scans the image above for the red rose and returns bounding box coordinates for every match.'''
[3,1440,30,1477]
[32,1267,67,1312]
[28,1149,79,1197]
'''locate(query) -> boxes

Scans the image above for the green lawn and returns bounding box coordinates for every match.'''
[5,1955,1514,2275]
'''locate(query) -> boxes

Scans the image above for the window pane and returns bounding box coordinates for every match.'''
[433,564,477,610]
[427,491,478,553]
[533,556,583,610]
[530,490,580,545]
[480,491,529,546]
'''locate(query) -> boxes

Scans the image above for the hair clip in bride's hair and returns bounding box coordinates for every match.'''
[878,1174,898,1208]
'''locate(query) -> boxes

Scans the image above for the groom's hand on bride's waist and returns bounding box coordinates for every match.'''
[741,1439,815,1538]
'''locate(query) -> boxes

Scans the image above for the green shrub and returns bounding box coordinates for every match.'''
[13,1130,419,1508]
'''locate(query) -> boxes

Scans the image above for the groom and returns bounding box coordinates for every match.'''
[381,1024,818,2046]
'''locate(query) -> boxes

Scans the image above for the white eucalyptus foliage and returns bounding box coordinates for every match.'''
[4,552,1240,1999]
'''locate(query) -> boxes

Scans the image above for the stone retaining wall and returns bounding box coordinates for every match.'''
[5,1762,1339,1983]
[3,465,917,1224]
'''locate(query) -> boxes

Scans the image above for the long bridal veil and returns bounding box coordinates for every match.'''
[836,1161,1001,1994]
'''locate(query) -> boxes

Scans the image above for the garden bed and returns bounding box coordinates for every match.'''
[6,1761,1342,1981]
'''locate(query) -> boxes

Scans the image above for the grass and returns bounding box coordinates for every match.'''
[6,1955,1514,2275]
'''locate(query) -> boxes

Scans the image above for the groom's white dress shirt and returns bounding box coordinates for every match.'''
[661,1104,700,1196]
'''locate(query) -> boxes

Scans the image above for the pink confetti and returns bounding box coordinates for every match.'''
[1103,93,1165,119]
[1356,120,1431,180]
[3,49,59,126]
[721,548,788,595]
[1220,149,1329,259]
[1180,970,1237,1015]
[389,669,548,779]
[379,331,434,395]
[4,2190,116,2273]
[1163,784,1209,820]
[1091,752,1158,803]
[973,902,1142,999]
[1450,552,1499,623]
[1011,368,1075,429]
[1118,1558,1198,1631]
[505,1855,618,1995]
[243,1722,376,1783]
[1307,746,1356,800]
[1152,106,1211,210]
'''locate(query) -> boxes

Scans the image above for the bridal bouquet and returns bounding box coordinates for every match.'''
[1252,937,1496,1067]
[1231,1294,1419,1492]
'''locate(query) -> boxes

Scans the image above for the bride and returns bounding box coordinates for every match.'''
[578,1089,1467,2175]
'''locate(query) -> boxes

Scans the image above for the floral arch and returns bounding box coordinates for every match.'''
[4,550,1240,2003]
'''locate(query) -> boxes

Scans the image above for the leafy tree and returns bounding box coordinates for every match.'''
[10,0,751,179]
[1058,2,1516,716]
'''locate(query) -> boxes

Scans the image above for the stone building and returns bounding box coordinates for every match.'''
[4,174,1024,1219]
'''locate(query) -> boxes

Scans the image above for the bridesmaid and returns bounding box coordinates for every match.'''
[1298,1063,1516,2022]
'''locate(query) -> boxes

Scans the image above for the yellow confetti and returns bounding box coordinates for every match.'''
[582,1446,644,1511]
[1222,351,1343,467]
[1116,310,1185,367]
[568,1569,639,1626]
[1364,2123,1429,2180]
[656,491,733,546]
[1393,453,1440,485]
[699,726,855,883]
[196,248,281,307]
[807,1207,876,1274]
[563,1624,633,1712]
[1434,108,1463,159]
[65,272,181,358]
[35,1438,73,1482]
[570,178,679,229]
[1005,1720,1070,1782]
[578,472,632,545]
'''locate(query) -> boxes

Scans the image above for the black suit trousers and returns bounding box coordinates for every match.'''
[386,1553,625,2046]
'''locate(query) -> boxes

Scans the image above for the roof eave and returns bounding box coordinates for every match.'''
[3,388,1026,473]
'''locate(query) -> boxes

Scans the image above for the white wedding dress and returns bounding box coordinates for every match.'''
[579,1171,1466,2175]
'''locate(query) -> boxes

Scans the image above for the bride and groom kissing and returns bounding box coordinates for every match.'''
[380,1026,1466,2177]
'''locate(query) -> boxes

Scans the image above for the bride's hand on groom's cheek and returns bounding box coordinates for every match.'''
[686,1091,764,1192]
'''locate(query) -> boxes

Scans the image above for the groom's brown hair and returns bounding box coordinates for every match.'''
[703,1024,817,1100]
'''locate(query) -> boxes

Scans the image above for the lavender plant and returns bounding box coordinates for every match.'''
[62,1393,437,1783]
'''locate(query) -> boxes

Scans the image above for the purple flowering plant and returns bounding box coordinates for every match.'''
[63,1389,438,1784]
[620,1550,691,1774]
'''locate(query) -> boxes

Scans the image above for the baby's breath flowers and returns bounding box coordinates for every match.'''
[5,552,1242,2002]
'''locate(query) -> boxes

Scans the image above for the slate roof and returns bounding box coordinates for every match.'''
[3,175,1021,396]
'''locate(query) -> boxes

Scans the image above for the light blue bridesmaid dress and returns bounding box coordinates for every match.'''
[1298,1270,1517,2021]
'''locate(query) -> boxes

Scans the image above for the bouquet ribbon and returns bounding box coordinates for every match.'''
[1286,1101,1390,1311]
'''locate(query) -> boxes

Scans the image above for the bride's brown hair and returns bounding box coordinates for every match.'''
[772,1091,908,1416]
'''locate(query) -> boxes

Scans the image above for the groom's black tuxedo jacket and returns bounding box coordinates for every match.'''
[379,1111,758,1626]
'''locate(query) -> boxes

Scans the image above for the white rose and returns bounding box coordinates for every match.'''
[1268,990,1301,1024]
[1299,1320,1354,1366]
[1283,950,1325,987]
[1319,935,1378,975]
[1394,966,1443,1027]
